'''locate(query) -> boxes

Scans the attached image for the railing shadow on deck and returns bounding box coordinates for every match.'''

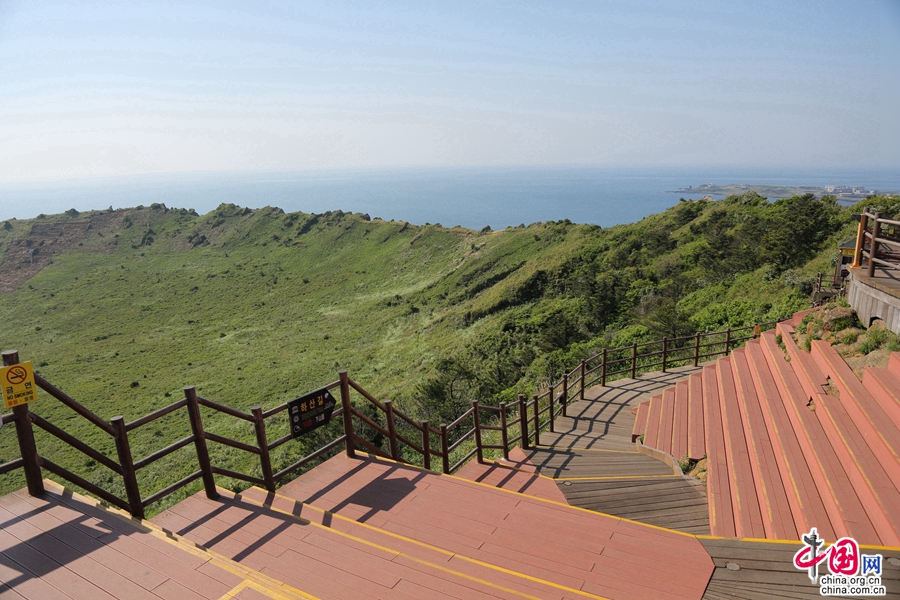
[0,320,780,518]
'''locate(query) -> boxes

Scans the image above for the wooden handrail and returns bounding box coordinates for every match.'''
[125,398,187,431]
[34,374,114,436]
[30,413,123,475]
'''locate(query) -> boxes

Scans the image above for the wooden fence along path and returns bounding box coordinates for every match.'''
[17,318,900,598]
[0,321,776,523]
[456,365,712,535]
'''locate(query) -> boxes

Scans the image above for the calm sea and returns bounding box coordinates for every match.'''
[2,165,899,230]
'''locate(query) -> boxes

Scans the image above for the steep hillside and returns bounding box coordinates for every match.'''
[0,192,882,504]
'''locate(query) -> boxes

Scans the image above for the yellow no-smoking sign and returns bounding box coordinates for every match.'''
[1,362,38,409]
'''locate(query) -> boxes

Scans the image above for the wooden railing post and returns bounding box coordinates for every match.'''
[661,337,668,373]
[532,395,541,446]
[869,213,881,278]
[339,371,355,458]
[631,343,637,379]
[694,332,701,366]
[548,384,555,433]
[499,402,509,461]
[252,407,275,491]
[472,401,483,463]
[440,424,450,473]
[518,394,529,449]
[111,415,143,518]
[580,360,586,400]
[852,212,868,268]
[421,421,431,470]
[185,386,218,500]
[725,328,732,356]
[3,350,43,497]
[561,374,568,418]
[601,349,607,386]
[385,400,399,461]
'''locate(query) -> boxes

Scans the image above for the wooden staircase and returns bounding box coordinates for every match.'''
[151,453,716,600]
[632,314,900,546]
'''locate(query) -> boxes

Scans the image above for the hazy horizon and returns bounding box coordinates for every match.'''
[1,0,899,225]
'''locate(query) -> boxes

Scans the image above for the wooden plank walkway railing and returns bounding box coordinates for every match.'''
[0,319,781,519]
[853,210,900,274]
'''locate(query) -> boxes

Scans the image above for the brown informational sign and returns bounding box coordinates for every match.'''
[287,388,336,438]
[2,362,38,409]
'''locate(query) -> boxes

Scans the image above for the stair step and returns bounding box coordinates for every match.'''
[777,322,828,404]
[687,373,705,461]
[453,449,569,503]
[863,366,900,431]
[757,331,846,542]
[814,391,900,546]
[716,356,766,538]
[643,394,664,450]
[244,454,715,600]
[701,364,736,538]
[890,351,900,378]
[811,340,900,483]
[671,380,689,462]
[0,481,302,600]
[730,346,796,539]
[744,340,819,539]
[657,387,676,456]
[632,400,650,443]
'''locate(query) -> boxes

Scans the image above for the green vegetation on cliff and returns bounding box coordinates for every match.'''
[0,192,886,505]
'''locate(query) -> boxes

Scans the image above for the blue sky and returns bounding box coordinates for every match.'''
[0,1,898,182]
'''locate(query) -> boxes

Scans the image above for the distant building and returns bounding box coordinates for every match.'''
[824,185,867,194]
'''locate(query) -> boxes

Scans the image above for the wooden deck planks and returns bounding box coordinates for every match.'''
[863,366,900,431]
[701,365,735,538]
[751,335,837,541]
[687,373,705,461]
[657,388,676,457]
[631,401,650,443]
[814,393,900,546]
[643,394,664,451]
[558,478,710,534]
[812,340,900,479]
[716,357,765,538]
[700,536,900,600]
[671,381,689,462]
[730,347,797,540]
[271,453,714,600]
[0,486,248,600]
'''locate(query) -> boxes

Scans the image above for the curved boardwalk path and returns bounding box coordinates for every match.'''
[461,366,711,535]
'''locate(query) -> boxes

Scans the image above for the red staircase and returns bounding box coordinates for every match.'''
[631,315,900,545]
[152,453,716,600]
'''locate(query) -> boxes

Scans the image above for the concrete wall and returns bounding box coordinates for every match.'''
[847,273,900,333]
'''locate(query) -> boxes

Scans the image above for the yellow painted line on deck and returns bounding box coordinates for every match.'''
[534,445,639,454]
[356,451,699,538]
[695,534,900,552]
[218,580,291,600]
[359,452,697,536]
[484,458,679,482]
[554,474,682,481]
[233,486,610,600]
[42,480,319,600]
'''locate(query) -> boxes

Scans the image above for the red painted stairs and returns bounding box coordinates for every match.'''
[632,312,900,545]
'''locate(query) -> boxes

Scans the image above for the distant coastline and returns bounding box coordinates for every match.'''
[666,182,894,203]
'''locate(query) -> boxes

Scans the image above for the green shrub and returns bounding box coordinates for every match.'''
[840,331,858,345]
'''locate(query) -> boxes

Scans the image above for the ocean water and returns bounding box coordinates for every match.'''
[2,164,899,230]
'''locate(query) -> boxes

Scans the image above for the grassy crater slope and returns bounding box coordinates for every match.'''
[0,192,886,507]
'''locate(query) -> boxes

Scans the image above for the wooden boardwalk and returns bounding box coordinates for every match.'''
[0,480,309,599]
[149,451,714,599]
[462,366,713,536]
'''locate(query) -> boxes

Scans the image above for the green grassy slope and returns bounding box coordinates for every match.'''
[0,192,885,507]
